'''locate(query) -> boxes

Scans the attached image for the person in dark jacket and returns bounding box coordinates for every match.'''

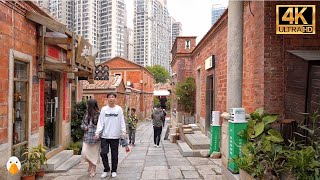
[151,106,164,147]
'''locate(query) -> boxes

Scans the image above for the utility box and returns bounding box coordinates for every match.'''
[210,125,221,154]
[228,108,247,173]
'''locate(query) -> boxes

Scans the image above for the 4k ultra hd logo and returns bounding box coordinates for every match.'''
[276,5,316,34]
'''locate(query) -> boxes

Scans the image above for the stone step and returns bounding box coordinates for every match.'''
[177,141,210,157]
[185,133,210,150]
[177,141,193,157]
[45,150,74,171]
[53,155,82,172]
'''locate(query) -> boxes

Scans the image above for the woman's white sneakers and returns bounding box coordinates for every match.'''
[111,172,117,177]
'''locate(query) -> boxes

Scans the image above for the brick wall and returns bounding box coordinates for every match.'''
[242,1,265,113]
[0,2,39,142]
[103,57,154,120]
[192,16,228,123]
[264,1,320,117]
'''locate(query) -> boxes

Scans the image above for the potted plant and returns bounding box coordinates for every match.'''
[33,144,47,177]
[175,77,196,124]
[282,111,320,179]
[233,108,286,179]
[21,148,40,180]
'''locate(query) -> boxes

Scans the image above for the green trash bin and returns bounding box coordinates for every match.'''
[228,121,247,173]
[210,125,221,154]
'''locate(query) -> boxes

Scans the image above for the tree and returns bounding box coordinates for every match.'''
[146,65,170,83]
[153,97,160,107]
[71,100,87,142]
[175,77,196,115]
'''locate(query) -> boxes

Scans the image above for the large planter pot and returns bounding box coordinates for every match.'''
[36,169,45,177]
[239,169,256,180]
[21,174,36,180]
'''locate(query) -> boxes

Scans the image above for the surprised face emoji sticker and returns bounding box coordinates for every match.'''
[6,156,21,175]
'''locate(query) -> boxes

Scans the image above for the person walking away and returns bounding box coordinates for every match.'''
[151,106,164,147]
[162,109,167,126]
[127,108,138,146]
[81,99,101,177]
[94,93,126,178]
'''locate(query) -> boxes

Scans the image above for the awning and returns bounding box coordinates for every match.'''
[153,90,170,96]
[287,50,320,61]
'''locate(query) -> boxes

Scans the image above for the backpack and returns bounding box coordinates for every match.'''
[153,112,162,121]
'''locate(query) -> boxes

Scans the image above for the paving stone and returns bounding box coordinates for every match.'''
[182,170,201,179]
[168,169,183,179]
[54,175,83,180]
[187,157,215,166]
[156,170,170,179]
[144,166,168,171]
[141,170,156,179]
[44,120,221,180]
[112,172,142,179]
[203,174,222,180]
[198,168,217,176]
[170,165,196,171]
[211,159,222,166]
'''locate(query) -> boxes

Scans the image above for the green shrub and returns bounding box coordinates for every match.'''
[67,141,82,155]
[71,101,87,142]
[175,77,195,114]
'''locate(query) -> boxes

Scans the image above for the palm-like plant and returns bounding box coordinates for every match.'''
[21,148,40,176]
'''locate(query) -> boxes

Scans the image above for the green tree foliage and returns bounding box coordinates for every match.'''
[146,65,170,83]
[175,77,196,114]
[165,98,171,111]
[71,100,87,142]
[153,97,160,107]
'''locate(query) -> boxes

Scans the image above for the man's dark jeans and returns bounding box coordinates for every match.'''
[153,126,162,146]
[100,138,119,173]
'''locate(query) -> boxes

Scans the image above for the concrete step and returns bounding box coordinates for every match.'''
[178,141,209,157]
[54,155,82,172]
[178,141,193,157]
[185,132,210,150]
[45,150,74,171]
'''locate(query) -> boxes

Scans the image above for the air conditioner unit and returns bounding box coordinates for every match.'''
[127,81,131,86]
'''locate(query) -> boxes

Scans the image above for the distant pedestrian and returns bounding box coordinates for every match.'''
[127,108,138,146]
[162,109,167,126]
[94,93,127,178]
[81,99,100,177]
[151,106,164,147]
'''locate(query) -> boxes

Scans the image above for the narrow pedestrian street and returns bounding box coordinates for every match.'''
[43,119,222,180]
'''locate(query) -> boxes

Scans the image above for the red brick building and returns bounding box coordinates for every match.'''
[82,76,142,120]
[87,57,155,120]
[0,1,94,175]
[171,1,320,137]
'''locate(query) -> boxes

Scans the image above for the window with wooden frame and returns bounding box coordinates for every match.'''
[12,60,29,160]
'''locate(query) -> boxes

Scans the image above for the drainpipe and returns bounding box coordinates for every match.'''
[221,0,244,175]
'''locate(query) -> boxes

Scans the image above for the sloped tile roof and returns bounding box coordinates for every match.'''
[82,75,122,89]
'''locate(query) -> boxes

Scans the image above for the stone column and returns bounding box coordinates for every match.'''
[221,0,244,174]
[227,1,244,109]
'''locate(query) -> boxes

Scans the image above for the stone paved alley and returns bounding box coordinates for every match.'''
[43,119,221,180]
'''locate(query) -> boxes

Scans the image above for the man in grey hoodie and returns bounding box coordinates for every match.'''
[151,106,164,147]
